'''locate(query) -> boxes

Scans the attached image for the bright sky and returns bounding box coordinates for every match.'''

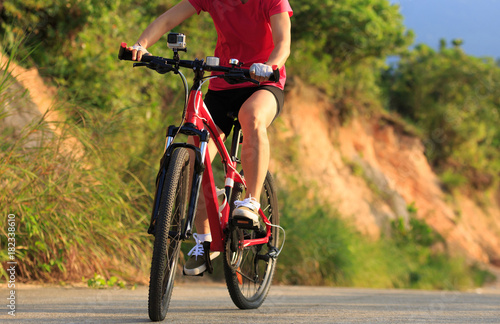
[390,0,500,58]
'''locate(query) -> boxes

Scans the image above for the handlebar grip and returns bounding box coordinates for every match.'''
[118,42,154,62]
[269,66,280,83]
[118,42,133,61]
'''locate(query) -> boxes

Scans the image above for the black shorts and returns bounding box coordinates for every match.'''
[204,86,284,137]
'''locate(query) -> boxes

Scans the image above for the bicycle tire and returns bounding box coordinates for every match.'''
[148,148,190,321]
[223,171,280,309]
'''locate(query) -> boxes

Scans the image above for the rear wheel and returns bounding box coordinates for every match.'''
[223,171,280,309]
[148,148,190,321]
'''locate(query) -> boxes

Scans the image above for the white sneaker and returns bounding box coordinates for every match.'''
[232,197,260,228]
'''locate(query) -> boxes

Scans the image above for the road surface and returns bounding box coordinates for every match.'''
[2,283,499,323]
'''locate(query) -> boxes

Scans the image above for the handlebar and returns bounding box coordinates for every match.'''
[118,42,280,83]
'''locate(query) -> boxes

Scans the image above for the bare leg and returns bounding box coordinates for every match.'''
[238,90,277,202]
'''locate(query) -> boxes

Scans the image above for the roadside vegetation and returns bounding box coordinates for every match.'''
[0,58,153,282]
[383,42,500,192]
[277,182,493,289]
[1,0,497,288]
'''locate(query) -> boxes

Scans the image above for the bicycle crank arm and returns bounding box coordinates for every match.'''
[203,241,214,274]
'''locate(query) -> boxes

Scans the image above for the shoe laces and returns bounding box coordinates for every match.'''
[234,196,261,211]
[187,233,204,259]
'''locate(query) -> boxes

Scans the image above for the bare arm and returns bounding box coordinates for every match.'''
[250,11,291,82]
[266,12,292,69]
[129,0,197,61]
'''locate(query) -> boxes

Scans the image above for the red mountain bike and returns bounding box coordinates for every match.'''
[119,35,283,322]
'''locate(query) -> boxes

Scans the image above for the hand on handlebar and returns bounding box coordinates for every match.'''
[250,63,274,83]
[127,43,151,61]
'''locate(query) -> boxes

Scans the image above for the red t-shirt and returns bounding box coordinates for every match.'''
[188,0,293,91]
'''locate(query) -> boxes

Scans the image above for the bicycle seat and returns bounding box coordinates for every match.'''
[226,111,242,130]
[224,112,243,144]
[227,111,238,120]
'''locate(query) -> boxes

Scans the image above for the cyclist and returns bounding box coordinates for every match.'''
[129,0,292,275]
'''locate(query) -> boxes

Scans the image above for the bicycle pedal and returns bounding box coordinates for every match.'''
[232,217,259,230]
[203,241,214,274]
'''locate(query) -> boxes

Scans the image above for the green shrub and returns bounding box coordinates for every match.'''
[275,181,492,290]
[85,273,127,289]
[277,182,354,286]
[384,43,500,190]
[440,170,468,192]
[289,0,413,99]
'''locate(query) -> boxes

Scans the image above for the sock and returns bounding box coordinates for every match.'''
[196,233,212,242]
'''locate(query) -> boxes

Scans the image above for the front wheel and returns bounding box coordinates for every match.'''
[223,171,280,309]
[148,148,190,321]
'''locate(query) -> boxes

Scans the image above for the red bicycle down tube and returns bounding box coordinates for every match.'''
[201,148,225,252]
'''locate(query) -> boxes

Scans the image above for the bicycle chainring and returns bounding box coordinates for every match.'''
[225,227,244,271]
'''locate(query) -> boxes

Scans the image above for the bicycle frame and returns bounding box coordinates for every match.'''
[157,76,273,253]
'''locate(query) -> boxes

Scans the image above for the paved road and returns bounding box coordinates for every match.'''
[2,283,499,323]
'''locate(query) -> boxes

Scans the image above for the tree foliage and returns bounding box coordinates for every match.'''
[1,0,215,109]
[292,0,412,67]
[289,0,413,95]
[1,0,113,40]
[385,43,500,189]
[1,0,412,104]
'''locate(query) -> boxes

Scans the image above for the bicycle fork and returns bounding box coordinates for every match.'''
[148,123,209,238]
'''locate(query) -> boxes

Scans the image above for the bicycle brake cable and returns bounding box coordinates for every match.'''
[171,70,189,141]
[268,223,286,257]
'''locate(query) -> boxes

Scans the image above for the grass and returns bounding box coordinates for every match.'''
[84,273,129,289]
[0,78,154,283]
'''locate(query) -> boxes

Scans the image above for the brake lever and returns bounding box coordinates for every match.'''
[247,78,259,85]
[133,62,148,67]
[223,72,259,85]
[143,61,171,73]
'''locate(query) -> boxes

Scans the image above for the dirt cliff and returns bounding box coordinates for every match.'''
[271,77,500,268]
[1,52,82,157]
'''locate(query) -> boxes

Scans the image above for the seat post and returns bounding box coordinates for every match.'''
[230,123,242,162]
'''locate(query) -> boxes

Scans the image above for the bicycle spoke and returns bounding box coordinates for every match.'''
[224,171,279,309]
[235,268,255,283]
